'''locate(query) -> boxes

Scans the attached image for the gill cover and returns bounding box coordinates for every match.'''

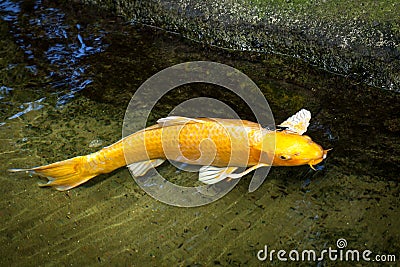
[248,109,312,192]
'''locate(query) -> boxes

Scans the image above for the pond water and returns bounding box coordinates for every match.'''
[1,1,399,266]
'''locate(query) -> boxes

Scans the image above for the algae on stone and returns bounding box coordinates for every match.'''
[78,0,400,92]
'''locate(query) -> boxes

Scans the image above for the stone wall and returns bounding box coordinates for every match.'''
[79,0,400,92]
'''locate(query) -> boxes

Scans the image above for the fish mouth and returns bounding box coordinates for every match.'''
[308,149,331,170]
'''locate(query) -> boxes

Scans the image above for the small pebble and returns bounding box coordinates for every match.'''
[89,139,103,148]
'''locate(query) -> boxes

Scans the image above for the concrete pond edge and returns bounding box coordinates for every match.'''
[79,0,399,92]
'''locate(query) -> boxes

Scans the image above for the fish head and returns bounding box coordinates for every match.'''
[264,131,328,169]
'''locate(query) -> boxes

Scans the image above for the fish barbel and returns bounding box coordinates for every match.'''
[9,109,329,190]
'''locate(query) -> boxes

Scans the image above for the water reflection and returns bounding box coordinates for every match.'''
[0,0,20,22]
[0,85,13,100]
[0,0,108,123]
[7,97,45,120]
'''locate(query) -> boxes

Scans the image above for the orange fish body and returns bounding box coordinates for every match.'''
[123,118,266,166]
[9,110,328,190]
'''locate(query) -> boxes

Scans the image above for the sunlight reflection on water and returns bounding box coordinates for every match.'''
[0,0,108,123]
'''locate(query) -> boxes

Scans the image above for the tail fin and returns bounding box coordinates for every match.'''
[9,156,96,191]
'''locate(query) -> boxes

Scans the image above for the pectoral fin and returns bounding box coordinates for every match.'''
[198,163,270,185]
[128,159,165,177]
[278,109,311,135]
[198,166,239,184]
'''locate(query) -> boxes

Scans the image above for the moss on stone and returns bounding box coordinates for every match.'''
[78,0,399,92]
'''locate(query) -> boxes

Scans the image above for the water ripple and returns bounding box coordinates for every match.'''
[0,0,108,121]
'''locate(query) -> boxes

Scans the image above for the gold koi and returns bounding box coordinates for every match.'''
[9,109,329,190]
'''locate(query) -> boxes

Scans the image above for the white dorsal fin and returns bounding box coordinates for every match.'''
[157,116,205,127]
[127,159,165,177]
[278,109,311,135]
[198,166,238,184]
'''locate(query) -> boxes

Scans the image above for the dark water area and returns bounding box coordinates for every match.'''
[1,0,399,266]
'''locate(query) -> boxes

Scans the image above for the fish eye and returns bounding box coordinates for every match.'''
[280,155,290,160]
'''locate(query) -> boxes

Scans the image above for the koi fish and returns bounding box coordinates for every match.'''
[9,109,329,191]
